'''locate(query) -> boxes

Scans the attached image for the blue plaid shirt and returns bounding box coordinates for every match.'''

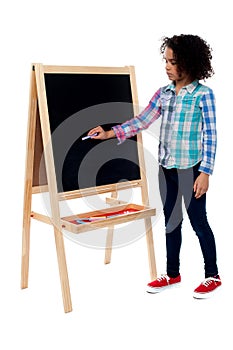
[113,80,217,175]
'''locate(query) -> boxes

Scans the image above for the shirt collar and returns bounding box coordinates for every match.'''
[165,80,199,94]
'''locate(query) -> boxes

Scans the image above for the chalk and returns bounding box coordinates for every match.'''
[82,132,98,141]
[75,217,105,224]
[89,216,106,220]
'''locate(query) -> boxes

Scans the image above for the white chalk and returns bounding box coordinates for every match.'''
[82,132,98,141]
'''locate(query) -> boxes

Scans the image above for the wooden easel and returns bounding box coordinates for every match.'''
[21,64,157,313]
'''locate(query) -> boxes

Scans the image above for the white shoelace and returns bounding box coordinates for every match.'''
[202,277,221,286]
[157,274,170,282]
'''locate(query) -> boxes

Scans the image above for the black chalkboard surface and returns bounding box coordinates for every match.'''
[44,73,141,193]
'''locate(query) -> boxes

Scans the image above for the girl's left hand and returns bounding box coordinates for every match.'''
[193,172,209,199]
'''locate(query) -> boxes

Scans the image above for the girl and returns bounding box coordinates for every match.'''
[88,34,221,298]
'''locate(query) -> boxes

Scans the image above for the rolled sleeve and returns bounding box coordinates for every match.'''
[112,124,127,144]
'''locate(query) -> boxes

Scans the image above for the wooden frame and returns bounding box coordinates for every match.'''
[21,64,157,313]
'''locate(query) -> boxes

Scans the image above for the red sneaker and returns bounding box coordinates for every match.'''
[193,277,222,299]
[147,274,181,293]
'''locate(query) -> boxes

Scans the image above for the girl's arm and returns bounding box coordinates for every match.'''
[194,89,217,199]
[199,89,217,175]
[89,88,162,142]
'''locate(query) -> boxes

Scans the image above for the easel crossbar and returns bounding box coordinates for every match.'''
[57,180,143,201]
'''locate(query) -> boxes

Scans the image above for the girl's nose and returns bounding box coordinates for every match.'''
[166,62,171,70]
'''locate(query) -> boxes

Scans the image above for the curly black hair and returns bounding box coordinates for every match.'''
[160,34,214,81]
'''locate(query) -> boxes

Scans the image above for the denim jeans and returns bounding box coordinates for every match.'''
[159,163,218,278]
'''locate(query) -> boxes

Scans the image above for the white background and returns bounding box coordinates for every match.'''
[1,0,232,349]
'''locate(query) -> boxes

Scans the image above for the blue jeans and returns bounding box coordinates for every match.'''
[159,163,218,278]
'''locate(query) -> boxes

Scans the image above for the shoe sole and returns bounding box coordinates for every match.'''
[193,285,221,299]
[146,282,181,294]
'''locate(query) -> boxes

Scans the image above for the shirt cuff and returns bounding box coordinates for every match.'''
[112,125,127,144]
[198,162,213,175]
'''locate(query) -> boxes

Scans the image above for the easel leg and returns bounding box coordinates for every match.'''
[21,201,32,289]
[104,226,114,264]
[144,217,157,280]
[21,68,37,289]
[104,191,117,264]
[53,227,72,313]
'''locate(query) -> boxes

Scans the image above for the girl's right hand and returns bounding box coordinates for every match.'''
[87,126,115,140]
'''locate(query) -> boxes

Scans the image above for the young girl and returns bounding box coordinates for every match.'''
[88,34,221,299]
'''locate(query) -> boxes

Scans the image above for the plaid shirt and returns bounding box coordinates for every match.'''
[113,80,217,175]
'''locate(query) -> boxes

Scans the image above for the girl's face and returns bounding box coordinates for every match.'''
[163,47,189,83]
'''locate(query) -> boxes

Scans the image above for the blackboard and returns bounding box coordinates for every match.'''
[43,73,141,193]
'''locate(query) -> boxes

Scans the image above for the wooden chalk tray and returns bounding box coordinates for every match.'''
[61,203,156,234]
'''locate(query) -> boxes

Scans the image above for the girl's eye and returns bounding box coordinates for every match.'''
[163,58,177,65]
